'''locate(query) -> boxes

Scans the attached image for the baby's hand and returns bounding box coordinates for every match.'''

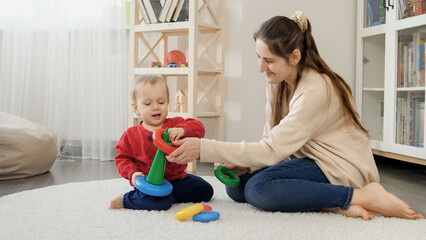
[168,127,185,141]
[131,172,144,186]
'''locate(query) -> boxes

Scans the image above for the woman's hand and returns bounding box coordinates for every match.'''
[131,171,144,185]
[167,137,201,165]
[168,127,185,141]
[223,163,250,175]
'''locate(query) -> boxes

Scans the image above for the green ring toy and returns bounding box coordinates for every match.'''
[214,165,240,188]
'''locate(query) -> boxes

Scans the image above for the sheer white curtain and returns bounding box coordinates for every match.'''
[0,0,128,160]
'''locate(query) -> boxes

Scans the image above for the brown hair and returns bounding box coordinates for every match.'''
[253,15,367,135]
[131,74,170,103]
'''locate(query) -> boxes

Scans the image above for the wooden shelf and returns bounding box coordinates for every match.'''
[135,67,188,75]
[129,0,225,171]
[134,22,221,34]
[134,67,222,76]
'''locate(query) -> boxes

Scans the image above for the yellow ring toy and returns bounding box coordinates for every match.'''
[175,203,204,221]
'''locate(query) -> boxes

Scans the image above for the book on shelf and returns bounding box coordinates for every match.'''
[415,97,423,147]
[400,0,426,19]
[142,0,162,24]
[158,0,173,23]
[413,0,426,16]
[397,29,426,88]
[173,0,189,22]
[401,0,414,19]
[415,32,425,87]
[396,97,402,144]
[137,0,187,24]
[396,92,425,147]
[137,0,151,24]
[412,29,425,87]
[165,0,179,22]
[171,0,185,22]
[366,0,386,27]
[397,35,412,87]
[418,41,425,86]
[398,0,404,19]
[414,99,425,147]
[402,43,410,87]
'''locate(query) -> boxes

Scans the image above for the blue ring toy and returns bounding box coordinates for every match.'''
[134,176,173,197]
[192,211,220,222]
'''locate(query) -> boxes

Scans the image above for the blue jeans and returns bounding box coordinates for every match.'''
[123,174,213,210]
[226,157,354,212]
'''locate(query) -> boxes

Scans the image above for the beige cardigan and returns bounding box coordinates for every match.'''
[200,69,379,188]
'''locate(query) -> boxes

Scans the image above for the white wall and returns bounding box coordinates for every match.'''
[222,0,357,142]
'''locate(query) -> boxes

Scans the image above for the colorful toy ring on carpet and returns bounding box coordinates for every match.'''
[175,203,204,221]
[203,204,212,211]
[214,165,240,187]
[192,211,220,222]
[153,128,177,155]
[134,176,173,197]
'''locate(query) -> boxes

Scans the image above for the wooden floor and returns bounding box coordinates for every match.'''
[1,156,425,216]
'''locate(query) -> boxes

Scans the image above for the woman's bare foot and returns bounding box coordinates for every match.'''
[108,194,124,210]
[324,205,374,220]
[352,182,424,219]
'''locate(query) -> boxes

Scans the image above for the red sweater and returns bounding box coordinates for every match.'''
[115,117,205,186]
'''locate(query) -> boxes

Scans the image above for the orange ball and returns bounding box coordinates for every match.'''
[166,50,186,65]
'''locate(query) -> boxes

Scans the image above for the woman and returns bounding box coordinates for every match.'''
[167,11,423,220]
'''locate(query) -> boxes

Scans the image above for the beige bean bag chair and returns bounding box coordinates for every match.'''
[0,111,57,180]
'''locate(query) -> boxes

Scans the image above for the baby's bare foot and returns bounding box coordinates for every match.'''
[324,205,374,220]
[108,194,124,210]
[353,182,424,220]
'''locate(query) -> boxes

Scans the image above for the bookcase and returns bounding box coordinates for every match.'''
[356,0,426,165]
[128,0,225,171]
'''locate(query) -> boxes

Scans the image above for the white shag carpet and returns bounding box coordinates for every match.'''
[1,176,425,240]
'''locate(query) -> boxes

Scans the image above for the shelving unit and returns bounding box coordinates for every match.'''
[356,0,426,165]
[129,0,225,171]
